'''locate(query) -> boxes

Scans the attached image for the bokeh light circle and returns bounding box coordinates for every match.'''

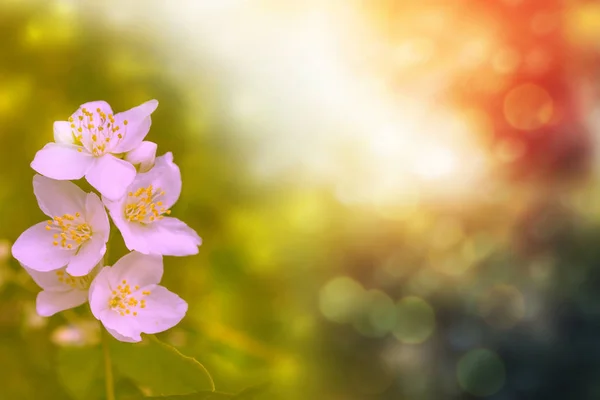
[493,47,520,74]
[353,290,397,337]
[319,276,364,324]
[368,290,397,335]
[393,296,436,344]
[457,349,506,397]
[503,83,553,131]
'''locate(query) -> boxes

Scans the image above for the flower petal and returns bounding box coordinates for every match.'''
[85,193,110,236]
[12,222,75,271]
[102,195,143,252]
[109,251,163,288]
[89,266,145,342]
[105,327,140,343]
[130,217,201,256]
[124,141,157,173]
[117,223,150,254]
[66,235,106,276]
[89,266,112,318]
[85,154,136,201]
[100,310,143,342]
[33,175,87,218]
[76,100,114,117]
[53,121,74,144]
[31,143,94,180]
[136,286,187,334]
[129,152,182,209]
[23,265,67,291]
[112,100,159,153]
[24,264,100,292]
[36,289,87,317]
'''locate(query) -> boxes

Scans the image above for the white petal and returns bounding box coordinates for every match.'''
[36,289,87,317]
[53,121,74,144]
[124,141,157,173]
[85,193,110,236]
[12,222,74,271]
[85,154,136,201]
[109,251,163,288]
[128,217,201,257]
[31,143,94,180]
[66,235,106,276]
[33,175,87,218]
[129,152,182,209]
[136,286,187,335]
[112,100,159,153]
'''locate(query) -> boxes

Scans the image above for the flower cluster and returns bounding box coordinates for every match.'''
[12,100,201,342]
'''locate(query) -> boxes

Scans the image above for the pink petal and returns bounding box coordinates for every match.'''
[23,265,70,291]
[84,193,110,236]
[136,286,187,334]
[89,267,143,343]
[109,252,163,288]
[102,195,144,252]
[124,141,157,173]
[118,224,150,254]
[112,100,159,153]
[85,154,136,201]
[36,289,87,317]
[88,266,112,318]
[31,143,94,180]
[130,152,182,209]
[105,327,139,343]
[66,235,106,276]
[53,121,74,144]
[131,217,201,256]
[12,222,75,271]
[72,100,113,117]
[99,308,143,342]
[33,175,87,218]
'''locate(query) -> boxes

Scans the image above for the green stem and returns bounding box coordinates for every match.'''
[101,327,116,400]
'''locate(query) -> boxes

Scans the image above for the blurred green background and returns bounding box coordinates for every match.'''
[2,0,600,399]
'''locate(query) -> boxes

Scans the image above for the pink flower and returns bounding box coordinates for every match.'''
[124,141,157,173]
[31,100,159,200]
[12,175,110,276]
[23,263,99,317]
[89,251,188,342]
[103,153,202,256]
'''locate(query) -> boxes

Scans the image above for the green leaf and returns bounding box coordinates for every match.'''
[56,345,105,400]
[232,383,270,399]
[130,383,270,400]
[127,392,231,399]
[110,335,215,396]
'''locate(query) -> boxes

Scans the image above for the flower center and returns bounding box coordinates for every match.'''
[46,212,92,250]
[68,107,128,156]
[108,279,151,317]
[124,184,171,223]
[55,269,92,290]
